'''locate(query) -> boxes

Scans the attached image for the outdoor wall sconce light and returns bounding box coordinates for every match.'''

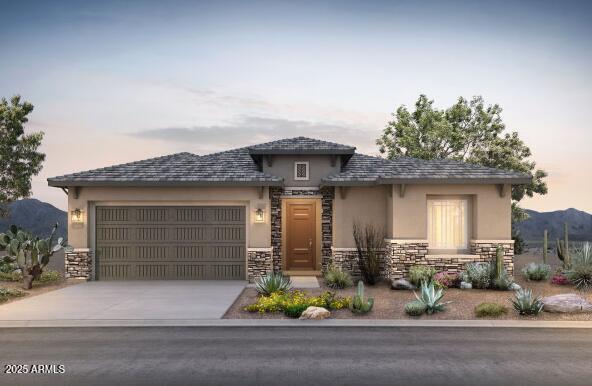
[71,208,84,224]
[255,208,265,223]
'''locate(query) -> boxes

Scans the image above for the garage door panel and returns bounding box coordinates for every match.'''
[96,206,246,280]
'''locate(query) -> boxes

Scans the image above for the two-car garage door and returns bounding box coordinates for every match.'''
[95,206,246,280]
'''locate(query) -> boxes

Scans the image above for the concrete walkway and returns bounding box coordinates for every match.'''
[0,281,246,321]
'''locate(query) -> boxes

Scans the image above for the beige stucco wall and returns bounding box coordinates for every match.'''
[333,186,389,248]
[391,184,511,240]
[262,155,340,187]
[332,183,512,247]
[66,186,271,249]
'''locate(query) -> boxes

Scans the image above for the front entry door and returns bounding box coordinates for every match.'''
[286,201,316,270]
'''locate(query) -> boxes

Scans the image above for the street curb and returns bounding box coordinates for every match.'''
[1,319,592,328]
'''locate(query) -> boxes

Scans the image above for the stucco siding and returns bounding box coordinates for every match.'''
[333,186,389,248]
[262,155,340,187]
[392,184,511,240]
[67,186,271,249]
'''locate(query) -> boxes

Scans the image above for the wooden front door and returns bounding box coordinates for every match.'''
[286,201,316,270]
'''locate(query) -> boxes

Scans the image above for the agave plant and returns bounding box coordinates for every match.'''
[565,242,592,290]
[510,288,544,315]
[255,273,292,296]
[414,281,450,314]
[0,224,67,289]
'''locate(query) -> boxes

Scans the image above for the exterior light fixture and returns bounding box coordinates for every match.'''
[71,208,83,224]
[255,208,265,223]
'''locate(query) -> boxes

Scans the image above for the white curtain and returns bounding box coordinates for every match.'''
[428,199,468,249]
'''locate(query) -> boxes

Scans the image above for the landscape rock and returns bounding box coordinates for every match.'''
[299,306,330,320]
[390,279,416,290]
[460,281,472,289]
[542,294,592,313]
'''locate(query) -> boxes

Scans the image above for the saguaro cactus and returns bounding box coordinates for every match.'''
[543,229,548,264]
[495,245,505,279]
[556,222,571,269]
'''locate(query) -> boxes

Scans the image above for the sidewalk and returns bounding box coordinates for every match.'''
[2,318,592,328]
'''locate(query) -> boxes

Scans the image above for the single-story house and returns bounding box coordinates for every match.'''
[48,137,531,282]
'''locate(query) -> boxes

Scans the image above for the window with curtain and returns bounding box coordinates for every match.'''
[427,199,469,250]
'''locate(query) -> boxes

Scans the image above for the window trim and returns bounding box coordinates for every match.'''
[427,198,470,251]
[294,161,310,181]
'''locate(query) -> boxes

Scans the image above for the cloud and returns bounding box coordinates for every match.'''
[130,115,383,155]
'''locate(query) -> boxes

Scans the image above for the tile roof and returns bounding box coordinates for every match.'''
[47,150,282,187]
[47,137,531,187]
[247,136,355,154]
[321,154,532,185]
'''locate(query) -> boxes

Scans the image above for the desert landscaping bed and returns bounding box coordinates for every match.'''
[224,253,592,321]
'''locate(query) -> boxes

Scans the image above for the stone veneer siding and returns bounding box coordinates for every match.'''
[385,241,429,280]
[269,186,334,274]
[384,239,515,280]
[65,248,93,279]
[470,240,515,276]
[247,248,274,283]
[330,248,387,279]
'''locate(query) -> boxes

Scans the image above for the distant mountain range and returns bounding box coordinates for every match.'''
[516,208,592,241]
[0,199,67,239]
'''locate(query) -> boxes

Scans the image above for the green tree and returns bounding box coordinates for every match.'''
[0,96,45,217]
[377,95,547,223]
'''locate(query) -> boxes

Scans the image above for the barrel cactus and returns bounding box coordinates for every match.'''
[0,224,67,289]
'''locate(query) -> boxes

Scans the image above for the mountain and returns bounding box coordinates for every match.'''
[516,208,592,241]
[0,199,67,239]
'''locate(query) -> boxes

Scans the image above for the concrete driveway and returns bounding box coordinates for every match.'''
[0,281,246,321]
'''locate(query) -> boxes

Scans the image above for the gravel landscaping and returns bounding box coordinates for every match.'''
[224,252,592,320]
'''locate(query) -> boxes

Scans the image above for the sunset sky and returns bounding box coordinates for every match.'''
[1,0,590,212]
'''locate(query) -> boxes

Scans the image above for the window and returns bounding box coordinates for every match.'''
[427,199,469,250]
[294,161,309,181]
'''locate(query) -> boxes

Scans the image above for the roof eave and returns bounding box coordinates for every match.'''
[321,176,533,186]
[377,177,533,185]
[47,179,284,188]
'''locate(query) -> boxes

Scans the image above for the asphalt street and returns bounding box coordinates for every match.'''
[1,326,591,386]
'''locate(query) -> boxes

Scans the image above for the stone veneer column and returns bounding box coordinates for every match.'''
[270,187,283,273]
[320,186,334,272]
[269,186,334,274]
[470,240,515,276]
[65,248,93,280]
[247,247,274,283]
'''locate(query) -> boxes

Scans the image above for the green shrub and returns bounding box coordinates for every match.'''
[474,302,508,318]
[521,263,551,281]
[414,281,450,314]
[324,267,353,289]
[245,290,350,314]
[404,300,427,316]
[493,273,513,291]
[0,271,22,282]
[408,265,436,287]
[349,281,374,314]
[255,273,292,296]
[0,287,26,303]
[38,270,62,283]
[0,262,18,274]
[510,288,544,316]
[465,262,493,289]
[566,264,592,290]
[283,303,309,318]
